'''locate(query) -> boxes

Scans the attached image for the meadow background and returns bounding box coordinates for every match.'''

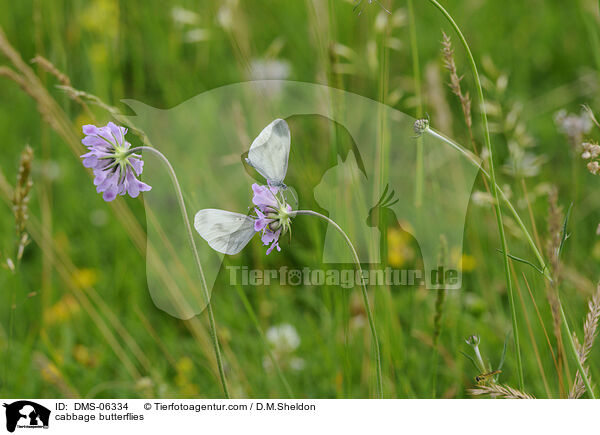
[0,0,599,399]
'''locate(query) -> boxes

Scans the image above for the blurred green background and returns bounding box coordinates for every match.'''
[0,0,599,398]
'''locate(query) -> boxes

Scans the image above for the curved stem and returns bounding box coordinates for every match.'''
[407,0,424,208]
[426,128,552,281]
[427,1,595,398]
[130,146,230,398]
[426,0,523,390]
[293,209,383,398]
[428,127,598,399]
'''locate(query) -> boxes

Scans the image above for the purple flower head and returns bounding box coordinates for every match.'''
[251,183,292,255]
[80,122,151,202]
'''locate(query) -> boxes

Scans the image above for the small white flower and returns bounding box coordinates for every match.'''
[171,7,199,26]
[263,324,304,373]
[289,357,305,371]
[249,59,291,81]
[249,59,291,98]
[582,142,600,159]
[183,28,210,43]
[554,109,592,139]
[266,323,300,353]
[217,1,237,30]
[471,191,495,207]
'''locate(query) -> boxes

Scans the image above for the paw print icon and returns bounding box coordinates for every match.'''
[287,269,303,286]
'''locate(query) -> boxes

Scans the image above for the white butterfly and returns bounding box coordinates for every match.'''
[195,119,293,255]
[194,209,256,255]
[245,118,290,189]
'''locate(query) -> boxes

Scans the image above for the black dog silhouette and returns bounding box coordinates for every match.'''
[3,401,50,433]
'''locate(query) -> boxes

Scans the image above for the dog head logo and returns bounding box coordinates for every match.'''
[123,80,479,318]
[3,401,50,432]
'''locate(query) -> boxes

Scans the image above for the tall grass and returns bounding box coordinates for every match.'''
[426,0,525,390]
[1,0,599,399]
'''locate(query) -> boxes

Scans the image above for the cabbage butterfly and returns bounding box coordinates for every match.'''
[194,209,256,255]
[245,118,290,189]
[195,119,294,256]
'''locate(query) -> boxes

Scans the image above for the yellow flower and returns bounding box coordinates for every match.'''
[80,0,119,38]
[73,344,96,367]
[40,360,62,383]
[175,357,199,397]
[460,254,477,272]
[72,268,99,288]
[176,357,194,376]
[75,113,95,132]
[592,240,600,260]
[451,247,477,272]
[44,295,80,325]
[387,227,414,267]
[388,249,404,267]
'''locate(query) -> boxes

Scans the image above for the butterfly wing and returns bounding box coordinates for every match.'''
[246,118,290,186]
[194,209,256,255]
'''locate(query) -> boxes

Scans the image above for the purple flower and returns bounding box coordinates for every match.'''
[194,183,294,256]
[80,122,151,202]
[251,183,292,255]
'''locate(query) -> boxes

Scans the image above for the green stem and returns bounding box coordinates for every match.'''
[473,344,487,373]
[426,128,551,280]
[428,127,597,397]
[558,298,596,399]
[430,348,439,398]
[5,243,23,394]
[4,272,16,395]
[426,0,524,390]
[131,146,230,398]
[293,209,383,398]
[408,0,424,208]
